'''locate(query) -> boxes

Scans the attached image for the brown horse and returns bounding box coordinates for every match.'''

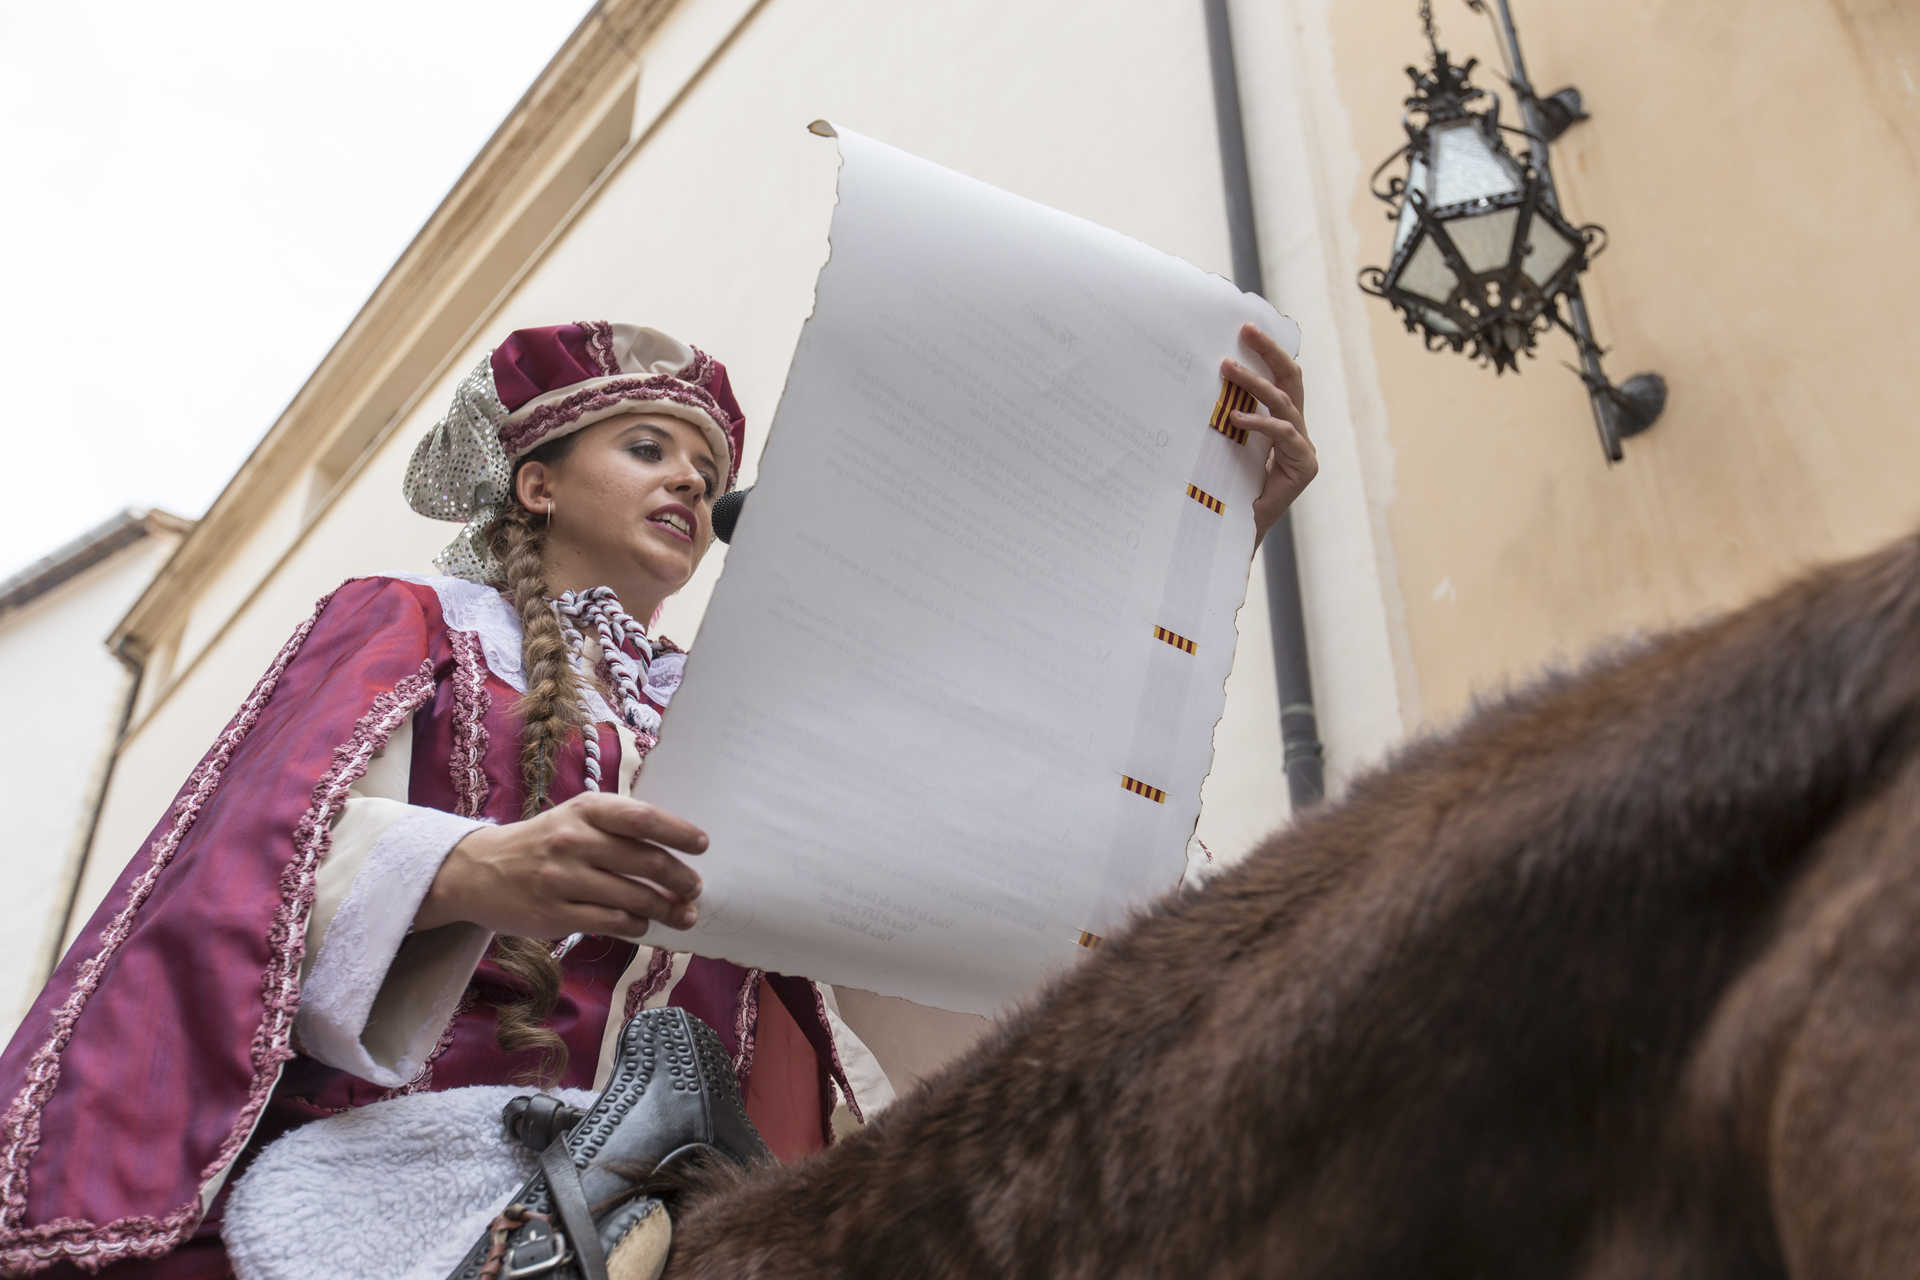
[652,532,1920,1278]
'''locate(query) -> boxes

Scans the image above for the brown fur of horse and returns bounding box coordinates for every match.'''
[656,533,1920,1278]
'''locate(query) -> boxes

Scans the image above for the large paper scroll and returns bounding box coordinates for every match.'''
[635,123,1298,1016]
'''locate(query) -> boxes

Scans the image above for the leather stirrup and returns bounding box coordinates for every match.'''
[538,1139,609,1280]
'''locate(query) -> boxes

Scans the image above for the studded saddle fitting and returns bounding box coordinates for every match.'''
[446,1007,770,1280]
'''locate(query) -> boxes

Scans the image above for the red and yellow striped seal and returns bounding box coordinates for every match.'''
[1186,482,1225,514]
[1153,625,1197,655]
[1209,379,1256,443]
[1120,774,1167,804]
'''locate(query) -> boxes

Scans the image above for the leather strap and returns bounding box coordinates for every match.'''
[538,1139,610,1280]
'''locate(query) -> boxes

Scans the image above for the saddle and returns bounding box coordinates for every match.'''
[446,1007,769,1280]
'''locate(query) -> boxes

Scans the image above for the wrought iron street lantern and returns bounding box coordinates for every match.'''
[1359,0,1665,462]
[1361,47,1590,375]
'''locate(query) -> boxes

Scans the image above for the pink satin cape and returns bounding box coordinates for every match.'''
[0,577,853,1276]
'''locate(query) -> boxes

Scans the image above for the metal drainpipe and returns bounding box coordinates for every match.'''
[1203,0,1326,809]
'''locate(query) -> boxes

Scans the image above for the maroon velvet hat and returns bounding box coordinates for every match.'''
[404,321,748,582]
[491,322,746,488]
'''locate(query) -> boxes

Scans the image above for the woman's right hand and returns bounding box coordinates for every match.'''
[414,792,706,938]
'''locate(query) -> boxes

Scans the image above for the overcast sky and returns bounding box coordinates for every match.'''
[0,1,596,580]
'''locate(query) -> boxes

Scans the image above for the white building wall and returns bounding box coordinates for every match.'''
[75,0,1403,1085]
[0,532,180,1038]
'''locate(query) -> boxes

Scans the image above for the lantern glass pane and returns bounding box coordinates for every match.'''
[1430,119,1523,208]
[1393,156,1429,255]
[1521,219,1580,290]
[1415,304,1460,336]
[1396,233,1456,306]
[1445,206,1520,275]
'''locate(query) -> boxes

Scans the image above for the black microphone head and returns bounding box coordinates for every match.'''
[712,486,750,544]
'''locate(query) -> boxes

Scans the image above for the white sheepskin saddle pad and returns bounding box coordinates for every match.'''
[222,1084,596,1280]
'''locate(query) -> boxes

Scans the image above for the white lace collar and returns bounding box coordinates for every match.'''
[385,572,686,726]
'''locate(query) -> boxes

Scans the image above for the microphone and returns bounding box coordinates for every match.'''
[712,486,751,544]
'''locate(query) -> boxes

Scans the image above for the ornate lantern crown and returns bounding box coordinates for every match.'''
[1355,0,1665,461]
[1360,40,1601,375]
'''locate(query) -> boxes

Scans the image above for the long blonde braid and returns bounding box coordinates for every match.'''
[496,505,582,817]
[478,458,587,1081]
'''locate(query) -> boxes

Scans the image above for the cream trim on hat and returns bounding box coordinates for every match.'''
[499,374,734,484]
[403,323,742,584]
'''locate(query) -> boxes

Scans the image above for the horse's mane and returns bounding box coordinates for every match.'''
[660,532,1920,1278]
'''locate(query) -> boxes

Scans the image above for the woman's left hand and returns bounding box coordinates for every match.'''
[1221,322,1317,546]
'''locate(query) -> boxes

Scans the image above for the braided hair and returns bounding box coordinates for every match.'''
[477,435,586,1082]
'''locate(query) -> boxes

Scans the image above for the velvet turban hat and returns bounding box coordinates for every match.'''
[404,322,747,582]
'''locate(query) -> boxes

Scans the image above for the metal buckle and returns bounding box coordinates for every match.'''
[502,1217,572,1278]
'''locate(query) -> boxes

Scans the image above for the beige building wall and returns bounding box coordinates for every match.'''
[0,527,182,1039]
[1316,0,1920,722]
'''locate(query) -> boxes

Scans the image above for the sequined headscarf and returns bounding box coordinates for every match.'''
[403,322,747,583]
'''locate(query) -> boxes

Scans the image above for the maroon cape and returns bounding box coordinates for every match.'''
[0,577,850,1275]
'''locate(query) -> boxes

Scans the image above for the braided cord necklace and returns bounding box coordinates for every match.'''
[551,586,662,792]
[548,586,663,958]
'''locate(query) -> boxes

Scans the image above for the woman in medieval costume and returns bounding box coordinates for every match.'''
[0,320,1314,1278]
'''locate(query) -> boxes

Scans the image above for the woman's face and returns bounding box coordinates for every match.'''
[517,411,723,601]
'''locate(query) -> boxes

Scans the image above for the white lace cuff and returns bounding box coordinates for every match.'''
[296,803,492,1086]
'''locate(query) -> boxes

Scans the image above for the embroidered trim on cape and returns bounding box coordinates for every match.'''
[0,609,436,1273]
[731,969,764,1088]
[449,630,492,819]
[624,949,676,1022]
[811,982,864,1126]
[250,665,439,1126]
[498,377,731,458]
